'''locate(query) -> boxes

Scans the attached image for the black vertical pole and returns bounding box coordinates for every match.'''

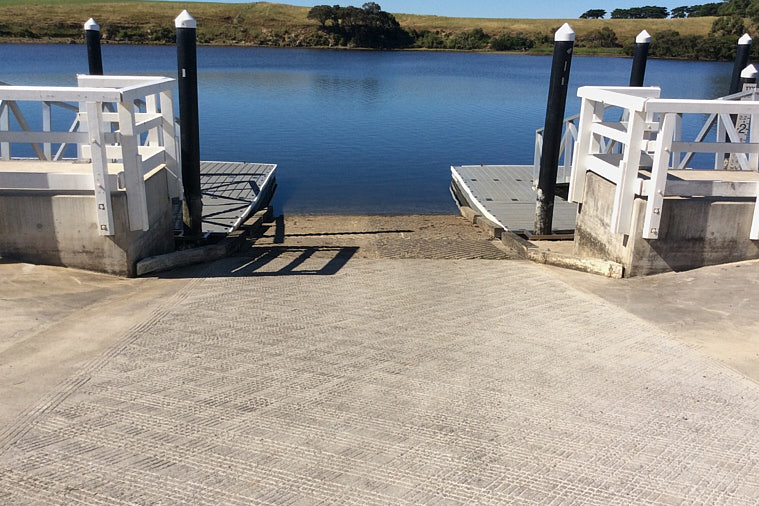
[535,23,575,236]
[176,10,202,237]
[729,34,752,95]
[629,30,651,87]
[84,18,103,75]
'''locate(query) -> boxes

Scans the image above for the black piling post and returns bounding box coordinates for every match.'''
[729,34,752,95]
[84,18,103,75]
[535,23,575,236]
[629,30,651,87]
[175,10,203,237]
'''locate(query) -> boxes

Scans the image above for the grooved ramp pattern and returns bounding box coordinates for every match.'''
[2,260,759,504]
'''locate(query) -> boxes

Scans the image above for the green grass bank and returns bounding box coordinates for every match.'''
[0,0,741,59]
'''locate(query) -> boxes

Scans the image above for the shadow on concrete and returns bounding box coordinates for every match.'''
[226,246,358,277]
[157,245,358,278]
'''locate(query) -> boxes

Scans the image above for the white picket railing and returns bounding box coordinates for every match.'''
[568,85,759,241]
[0,75,181,236]
[533,114,578,187]
[533,104,626,189]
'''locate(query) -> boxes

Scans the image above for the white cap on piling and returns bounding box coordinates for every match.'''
[739,33,752,45]
[84,18,100,31]
[175,10,197,29]
[554,23,576,42]
[636,30,652,44]
[741,64,758,79]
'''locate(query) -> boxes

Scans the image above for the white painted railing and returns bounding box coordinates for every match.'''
[534,114,579,187]
[568,86,759,241]
[0,76,181,236]
[533,104,625,189]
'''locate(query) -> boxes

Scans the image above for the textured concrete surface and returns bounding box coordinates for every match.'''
[0,261,189,430]
[2,218,759,504]
[552,259,759,384]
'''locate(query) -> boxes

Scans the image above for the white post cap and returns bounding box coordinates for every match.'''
[636,30,652,44]
[84,18,100,31]
[554,23,576,42]
[175,10,197,29]
[739,33,752,45]
[741,64,758,79]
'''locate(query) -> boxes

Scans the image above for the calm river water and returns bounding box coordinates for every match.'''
[1,43,733,214]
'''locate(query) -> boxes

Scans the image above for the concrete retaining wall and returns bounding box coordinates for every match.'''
[0,168,174,276]
[575,171,759,276]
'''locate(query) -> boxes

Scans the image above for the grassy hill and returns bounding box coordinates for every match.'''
[0,0,721,55]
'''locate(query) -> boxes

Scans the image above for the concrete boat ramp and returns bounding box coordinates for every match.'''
[2,223,759,504]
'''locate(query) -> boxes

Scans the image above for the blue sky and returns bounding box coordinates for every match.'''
[172,1,689,19]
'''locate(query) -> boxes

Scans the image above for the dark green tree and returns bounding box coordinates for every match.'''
[612,6,669,18]
[688,3,723,16]
[579,9,606,19]
[578,26,619,47]
[311,3,411,49]
[719,0,751,16]
[747,1,759,24]
[362,2,381,14]
[490,33,534,50]
[307,5,334,28]
[670,6,690,17]
[446,28,490,50]
[710,14,746,36]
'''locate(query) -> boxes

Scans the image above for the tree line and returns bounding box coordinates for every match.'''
[580,1,757,19]
[575,1,759,60]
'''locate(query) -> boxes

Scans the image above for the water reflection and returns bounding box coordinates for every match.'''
[311,76,381,103]
[0,44,738,214]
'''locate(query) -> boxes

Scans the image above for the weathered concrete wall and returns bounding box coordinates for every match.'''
[0,168,174,276]
[575,171,759,276]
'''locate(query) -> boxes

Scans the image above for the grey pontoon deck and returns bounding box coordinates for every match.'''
[451,165,576,233]
[200,161,276,234]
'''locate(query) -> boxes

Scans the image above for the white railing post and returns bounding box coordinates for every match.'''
[643,112,676,239]
[568,97,595,203]
[159,90,182,200]
[84,100,115,235]
[671,113,682,169]
[42,101,52,160]
[0,101,9,160]
[750,93,759,171]
[117,100,150,231]
[145,94,160,146]
[714,115,726,170]
[611,109,646,235]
